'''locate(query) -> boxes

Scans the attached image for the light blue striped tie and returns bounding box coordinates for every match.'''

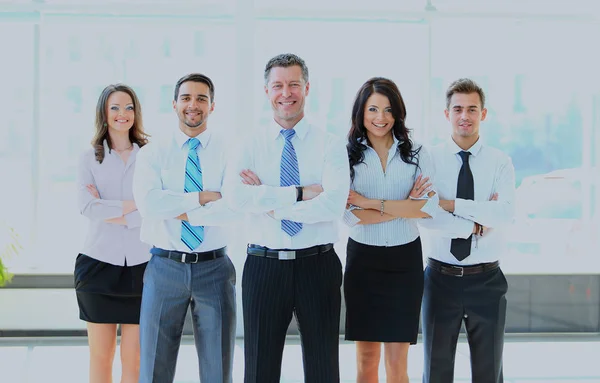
[280,129,302,236]
[181,138,204,250]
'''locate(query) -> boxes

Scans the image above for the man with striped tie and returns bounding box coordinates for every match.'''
[223,53,350,383]
[133,73,238,383]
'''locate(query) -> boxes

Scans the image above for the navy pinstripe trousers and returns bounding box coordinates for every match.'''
[242,247,343,383]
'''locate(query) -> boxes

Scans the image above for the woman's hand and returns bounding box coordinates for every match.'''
[410,175,432,199]
[347,190,371,209]
[87,184,100,199]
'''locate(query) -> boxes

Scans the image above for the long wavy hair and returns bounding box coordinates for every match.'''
[91,84,149,163]
[347,77,420,181]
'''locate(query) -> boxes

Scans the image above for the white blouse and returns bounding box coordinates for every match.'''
[78,140,151,266]
[343,136,438,247]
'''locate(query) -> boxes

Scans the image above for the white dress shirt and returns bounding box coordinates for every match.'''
[133,129,238,252]
[418,138,516,265]
[343,136,440,247]
[222,118,350,250]
[78,140,151,266]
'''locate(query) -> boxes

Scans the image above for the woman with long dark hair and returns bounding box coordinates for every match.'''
[75,84,150,383]
[343,77,439,383]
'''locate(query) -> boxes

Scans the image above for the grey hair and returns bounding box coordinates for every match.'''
[264,53,309,84]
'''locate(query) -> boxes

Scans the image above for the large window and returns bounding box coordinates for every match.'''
[0,23,34,271]
[430,19,599,274]
[33,18,236,272]
[2,0,600,334]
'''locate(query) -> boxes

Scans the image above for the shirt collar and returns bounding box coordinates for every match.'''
[103,139,140,155]
[359,134,400,157]
[175,129,212,149]
[268,117,309,141]
[448,136,483,157]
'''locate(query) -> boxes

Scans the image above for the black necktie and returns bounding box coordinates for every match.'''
[450,151,474,261]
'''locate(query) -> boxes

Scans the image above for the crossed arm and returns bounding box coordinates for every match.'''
[222,136,349,224]
[84,184,137,226]
[77,156,141,228]
[131,146,238,227]
[346,175,434,225]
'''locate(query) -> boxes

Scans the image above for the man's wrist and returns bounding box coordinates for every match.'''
[296,186,303,202]
[473,222,484,236]
[440,199,455,213]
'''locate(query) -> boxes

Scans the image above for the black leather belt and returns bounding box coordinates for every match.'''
[247,243,334,260]
[151,247,226,264]
[427,258,499,277]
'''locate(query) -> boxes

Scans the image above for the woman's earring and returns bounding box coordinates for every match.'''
[103,122,107,128]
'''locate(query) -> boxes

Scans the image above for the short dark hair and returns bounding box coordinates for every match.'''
[174,73,215,102]
[264,53,309,84]
[446,78,485,109]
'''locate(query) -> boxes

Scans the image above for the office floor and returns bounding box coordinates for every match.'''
[0,336,598,382]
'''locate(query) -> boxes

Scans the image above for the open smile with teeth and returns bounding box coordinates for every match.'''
[115,119,129,123]
[186,111,201,118]
[279,101,296,107]
[372,122,388,128]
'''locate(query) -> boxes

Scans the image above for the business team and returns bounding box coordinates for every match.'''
[76,53,514,383]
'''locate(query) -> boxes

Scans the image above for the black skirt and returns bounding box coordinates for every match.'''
[74,253,147,324]
[343,237,424,343]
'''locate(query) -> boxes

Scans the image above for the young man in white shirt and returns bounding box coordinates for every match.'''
[133,73,238,383]
[419,78,516,383]
[223,53,350,383]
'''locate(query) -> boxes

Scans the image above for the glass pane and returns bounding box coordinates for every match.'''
[255,20,428,139]
[0,23,33,271]
[35,21,236,273]
[431,19,599,273]
[255,0,426,11]
[432,0,600,15]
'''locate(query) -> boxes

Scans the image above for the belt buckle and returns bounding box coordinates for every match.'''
[278,250,296,260]
[181,252,199,263]
[451,265,464,277]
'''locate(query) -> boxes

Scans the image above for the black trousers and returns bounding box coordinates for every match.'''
[242,248,343,383]
[422,264,508,383]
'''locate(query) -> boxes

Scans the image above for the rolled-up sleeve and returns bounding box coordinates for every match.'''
[124,211,142,229]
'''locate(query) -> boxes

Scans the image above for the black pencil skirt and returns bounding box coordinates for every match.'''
[344,237,424,344]
[74,253,147,324]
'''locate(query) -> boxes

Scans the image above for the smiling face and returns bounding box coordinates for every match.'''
[363,92,395,141]
[105,91,135,134]
[265,65,309,129]
[173,80,214,137]
[445,92,487,145]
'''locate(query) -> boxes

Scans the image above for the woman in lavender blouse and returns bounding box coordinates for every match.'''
[75,84,150,383]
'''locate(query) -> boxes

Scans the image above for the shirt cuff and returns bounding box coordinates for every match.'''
[271,186,299,219]
[454,198,470,218]
[186,205,206,226]
[185,191,202,209]
[343,208,361,228]
[124,211,142,229]
[455,216,476,239]
[420,193,439,218]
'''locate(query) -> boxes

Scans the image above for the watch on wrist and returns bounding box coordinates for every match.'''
[296,186,303,202]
